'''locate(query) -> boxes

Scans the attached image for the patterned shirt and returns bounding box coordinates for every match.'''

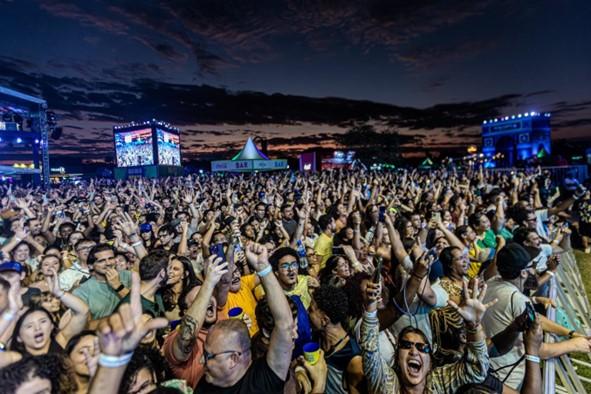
[359,312,489,394]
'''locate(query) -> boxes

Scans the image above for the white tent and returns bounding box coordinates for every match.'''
[211,137,287,172]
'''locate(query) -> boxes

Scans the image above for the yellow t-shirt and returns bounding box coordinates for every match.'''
[222,274,259,336]
[314,232,333,269]
[254,274,312,310]
[467,242,484,278]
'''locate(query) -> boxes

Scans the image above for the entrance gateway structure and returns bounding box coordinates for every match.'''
[481,112,552,167]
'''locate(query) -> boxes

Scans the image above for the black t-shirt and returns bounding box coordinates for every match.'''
[195,358,285,394]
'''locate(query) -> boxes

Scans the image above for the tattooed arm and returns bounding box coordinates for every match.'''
[171,256,229,362]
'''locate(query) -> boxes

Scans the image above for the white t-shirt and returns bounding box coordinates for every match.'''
[482,277,530,390]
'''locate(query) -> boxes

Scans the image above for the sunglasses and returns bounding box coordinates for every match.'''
[399,339,431,354]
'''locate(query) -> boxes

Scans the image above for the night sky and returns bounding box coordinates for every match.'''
[1,0,590,163]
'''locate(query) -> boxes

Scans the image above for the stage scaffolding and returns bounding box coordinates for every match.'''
[0,86,49,188]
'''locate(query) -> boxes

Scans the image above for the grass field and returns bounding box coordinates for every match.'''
[570,250,591,392]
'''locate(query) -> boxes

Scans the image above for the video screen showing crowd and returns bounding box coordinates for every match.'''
[0,167,590,393]
[114,128,155,167]
[157,129,181,166]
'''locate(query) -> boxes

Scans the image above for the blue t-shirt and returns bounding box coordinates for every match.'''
[290,295,312,359]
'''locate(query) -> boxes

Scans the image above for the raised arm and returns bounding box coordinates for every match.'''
[172,256,228,362]
[245,243,294,381]
[48,269,90,347]
[90,273,167,394]
[438,279,494,391]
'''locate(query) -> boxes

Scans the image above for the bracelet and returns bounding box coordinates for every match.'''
[466,321,481,334]
[114,284,125,292]
[1,310,16,322]
[98,352,134,368]
[410,271,427,280]
[568,330,576,338]
[14,237,22,242]
[131,241,143,247]
[256,265,273,278]
[547,271,555,277]
[525,354,540,363]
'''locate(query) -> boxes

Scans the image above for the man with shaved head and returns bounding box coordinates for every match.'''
[196,243,295,393]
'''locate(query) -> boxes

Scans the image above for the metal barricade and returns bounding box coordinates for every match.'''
[543,249,591,393]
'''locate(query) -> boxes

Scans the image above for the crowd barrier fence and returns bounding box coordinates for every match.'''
[544,249,591,393]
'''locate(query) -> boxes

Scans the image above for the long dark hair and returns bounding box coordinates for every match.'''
[10,305,58,356]
[162,255,200,312]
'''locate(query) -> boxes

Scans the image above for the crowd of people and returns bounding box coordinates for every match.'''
[0,167,589,394]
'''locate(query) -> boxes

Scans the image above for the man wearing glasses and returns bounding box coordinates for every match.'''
[58,238,95,291]
[196,243,295,393]
[254,247,319,310]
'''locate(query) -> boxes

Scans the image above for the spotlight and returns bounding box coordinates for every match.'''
[16,137,22,143]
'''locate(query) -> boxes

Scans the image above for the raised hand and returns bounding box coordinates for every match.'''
[364,281,382,313]
[448,278,497,325]
[203,255,229,287]
[45,268,62,297]
[97,272,168,356]
[245,243,270,272]
[7,280,23,313]
[115,212,139,237]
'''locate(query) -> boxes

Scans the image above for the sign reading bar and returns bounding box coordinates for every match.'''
[211,159,287,172]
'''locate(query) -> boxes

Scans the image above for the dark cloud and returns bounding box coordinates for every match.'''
[37,0,500,76]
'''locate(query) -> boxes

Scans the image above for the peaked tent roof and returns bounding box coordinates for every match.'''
[231,137,269,161]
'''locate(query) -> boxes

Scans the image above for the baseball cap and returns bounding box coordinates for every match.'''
[0,261,24,274]
[139,223,152,233]
[496,243,532,279]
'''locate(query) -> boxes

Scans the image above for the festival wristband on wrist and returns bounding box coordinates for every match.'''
[131,241,143,247]
[525,354,540,363]
[365,310,378,318]
[98,352,133,368]
[256,265,272,278]
[115,284,125,292]
[1,310,16,322]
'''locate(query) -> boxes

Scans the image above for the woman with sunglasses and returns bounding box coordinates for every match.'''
[360,279,495,393]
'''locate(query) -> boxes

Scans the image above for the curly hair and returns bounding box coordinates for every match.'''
[343,272,372,319]
[312,285,349,326]
[0,354,75,394]
[119,345,172,394]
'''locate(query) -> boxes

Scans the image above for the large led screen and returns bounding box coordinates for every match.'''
[157,129,181,166]
[114,128,154,167]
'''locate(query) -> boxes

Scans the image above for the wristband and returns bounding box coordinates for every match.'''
[465,321,481,334]
[525,354,540,363]
[568,330,576,338]
[115,284,125,292]
[14,237,22,242]
[411,271,427,280]
[365,310,378,318]
[1,310,16,322]
[98,352,133,368]
[131,241,143,248]
[256,265,273,278]
[547,271,555,277]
